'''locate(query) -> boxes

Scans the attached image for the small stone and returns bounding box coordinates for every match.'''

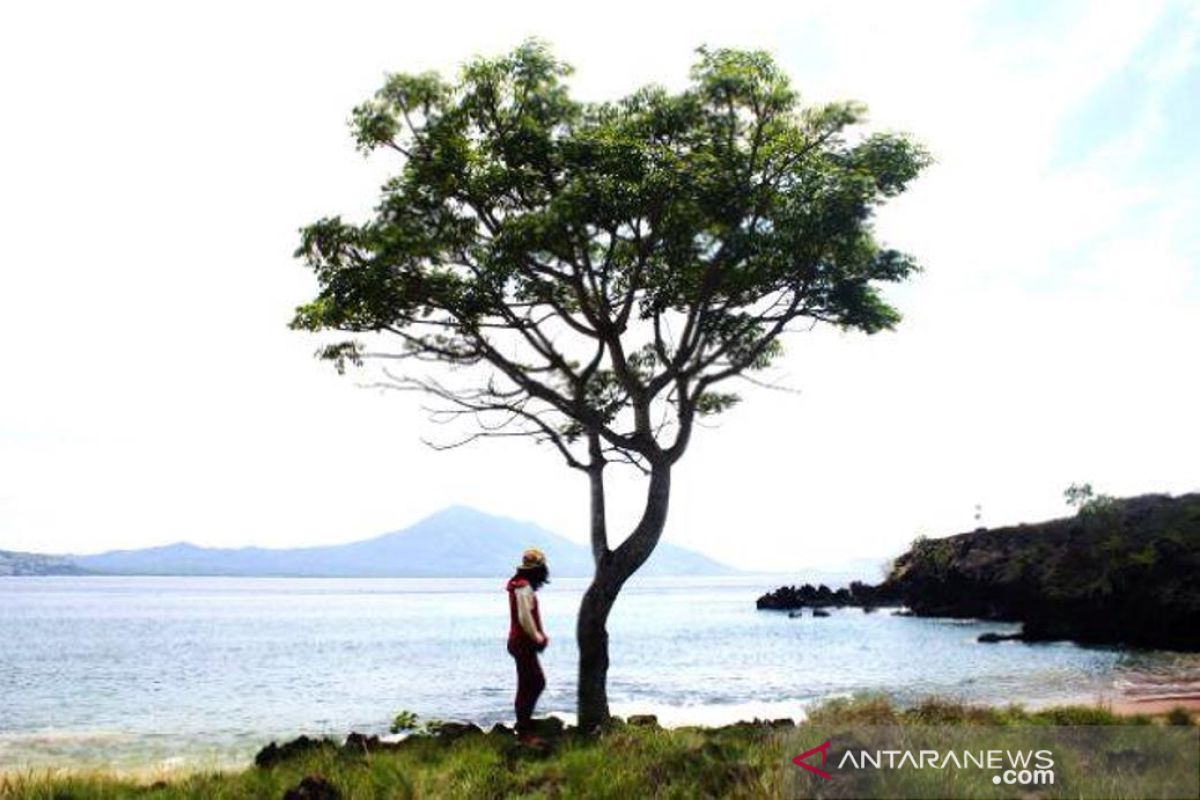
[627,714,659,727]
[343,732,381,753]
[255,736,335,768]
[282,774,340,800]
[535,716,566,736]
[430,721,483,741]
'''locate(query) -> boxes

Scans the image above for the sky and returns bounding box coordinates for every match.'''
[1,1,1197,572]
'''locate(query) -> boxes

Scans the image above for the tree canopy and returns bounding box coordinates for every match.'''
[291,41,929,477]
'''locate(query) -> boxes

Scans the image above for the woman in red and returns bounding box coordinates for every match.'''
[506,548,549,742]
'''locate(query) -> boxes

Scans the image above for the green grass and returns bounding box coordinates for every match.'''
[804,694,1156,727]
[1,725,782,800]
[2,698,1194,799]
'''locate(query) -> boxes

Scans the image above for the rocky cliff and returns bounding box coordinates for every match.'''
[878,493,1200,650]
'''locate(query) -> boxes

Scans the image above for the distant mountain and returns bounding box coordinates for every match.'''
[64,506,738,577]
[0,549,91,576]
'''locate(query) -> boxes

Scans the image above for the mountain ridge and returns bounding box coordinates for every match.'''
[60,505,738,577]
[0,549,92,576]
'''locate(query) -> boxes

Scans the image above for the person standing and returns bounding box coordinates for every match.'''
[506,548,550,743]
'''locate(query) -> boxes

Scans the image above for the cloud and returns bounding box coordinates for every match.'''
[0,1,1196,570]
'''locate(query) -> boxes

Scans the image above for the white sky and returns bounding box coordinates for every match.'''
[1,1,1197,571]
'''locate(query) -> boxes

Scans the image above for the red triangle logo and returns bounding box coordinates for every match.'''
[792,740,832,779]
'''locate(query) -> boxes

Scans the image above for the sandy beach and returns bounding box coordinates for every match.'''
[1108,694,1200,716]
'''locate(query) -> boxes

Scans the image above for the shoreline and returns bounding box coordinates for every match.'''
[3,694,1196,781]
[1104,693,1200,715]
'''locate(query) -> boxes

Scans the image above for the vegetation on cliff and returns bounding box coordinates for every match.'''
[878,493,1200,649]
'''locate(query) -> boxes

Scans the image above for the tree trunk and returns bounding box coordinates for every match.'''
[576,463,672,731]
[576,572,615,731]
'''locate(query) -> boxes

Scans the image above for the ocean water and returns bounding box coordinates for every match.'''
[1,575,1195,771]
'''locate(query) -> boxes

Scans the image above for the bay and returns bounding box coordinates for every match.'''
[1,575,1194,771]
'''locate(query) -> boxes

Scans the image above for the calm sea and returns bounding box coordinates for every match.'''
[2,575,1195,771]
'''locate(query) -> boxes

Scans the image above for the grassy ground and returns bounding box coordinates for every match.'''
[2,698,1195,799]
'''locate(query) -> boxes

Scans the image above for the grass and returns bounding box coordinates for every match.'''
[2,698,1195,799]
[1,725,782,800]
[803,695,1159,727]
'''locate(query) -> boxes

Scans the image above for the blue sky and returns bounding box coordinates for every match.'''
[0,1,1197,571]
[1044,3,1199,297]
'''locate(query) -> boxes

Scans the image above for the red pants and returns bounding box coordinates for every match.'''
[507,638,545,733]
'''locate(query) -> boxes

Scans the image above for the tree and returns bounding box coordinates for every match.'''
[291,41,929,730]
[1064,482,1095,512]
[1064,482,1117,518]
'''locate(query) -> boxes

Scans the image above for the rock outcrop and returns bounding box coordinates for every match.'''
[757,493,1200,651]
[755,580,897,611]
[880,493,1200,650]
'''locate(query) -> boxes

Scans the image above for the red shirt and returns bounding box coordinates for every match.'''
[506,576,543,645]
